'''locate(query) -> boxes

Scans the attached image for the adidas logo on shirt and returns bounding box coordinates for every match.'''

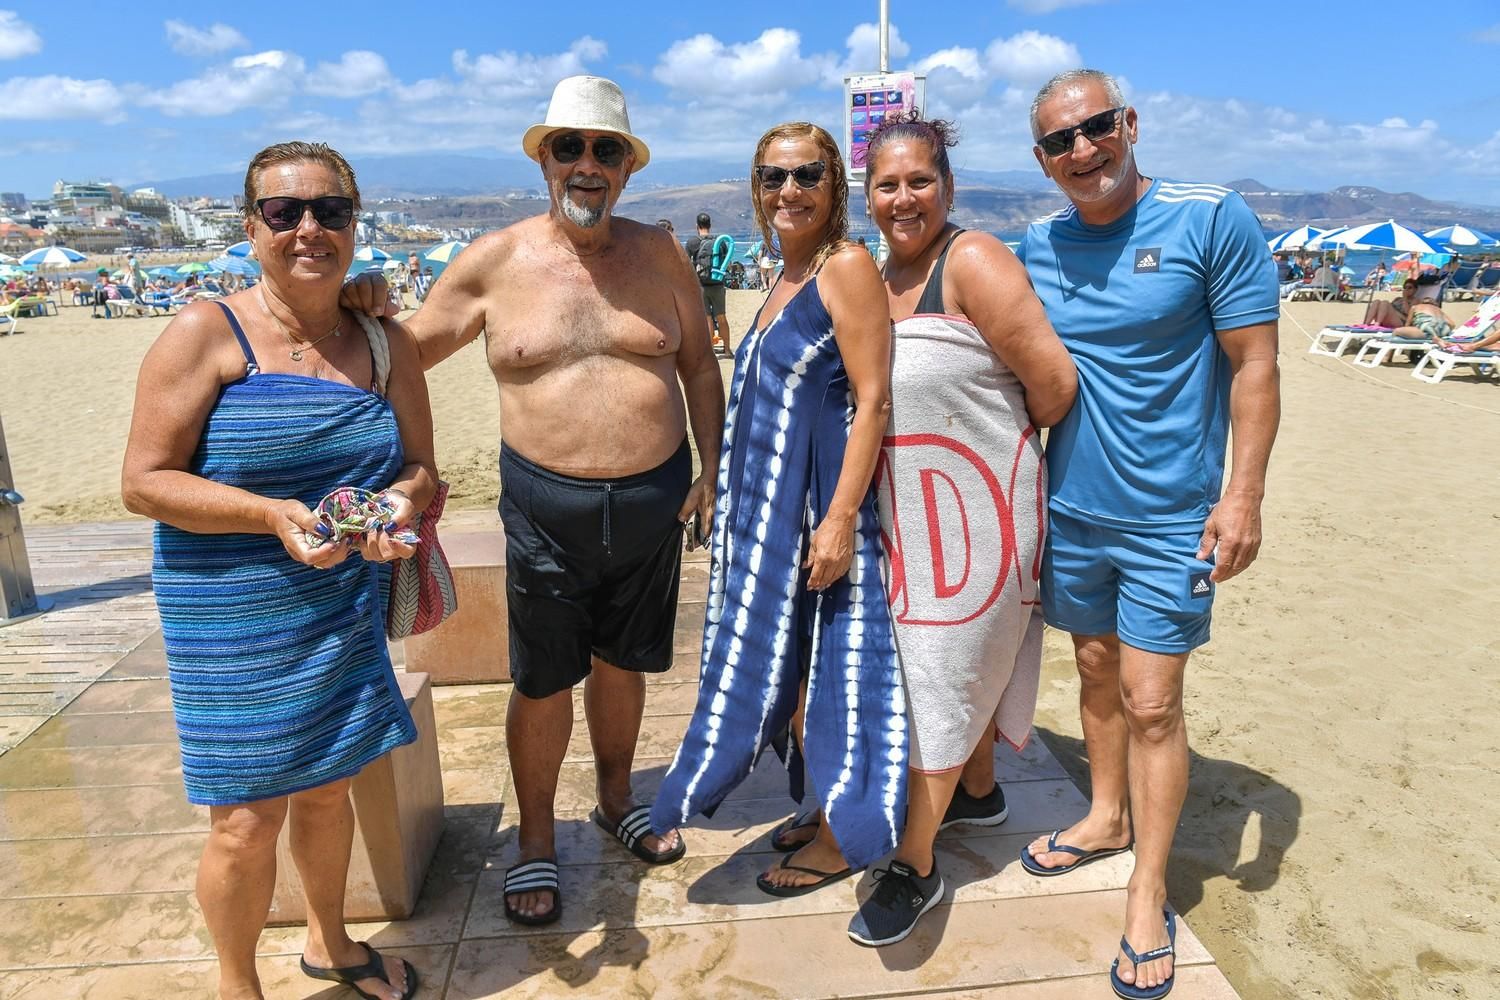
[1134,248,1161,272]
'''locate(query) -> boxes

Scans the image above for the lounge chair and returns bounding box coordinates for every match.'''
[1308,323,1392,359]
[1445,263,1483,301]
[1288,267,1338,301]
[1356,291,1500,370]
[0,304,17,336]
[1412,347,1499,383]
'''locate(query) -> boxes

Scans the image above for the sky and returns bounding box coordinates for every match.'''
[2,0,1499,204]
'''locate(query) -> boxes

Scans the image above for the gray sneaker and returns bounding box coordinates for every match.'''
[939,782,1008,830]
[847,860,945,947]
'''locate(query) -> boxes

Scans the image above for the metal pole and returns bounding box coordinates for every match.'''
[0,413,50,625]
[880,0,890,72]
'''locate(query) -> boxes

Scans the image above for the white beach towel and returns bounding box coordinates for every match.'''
[876,310,1046,770]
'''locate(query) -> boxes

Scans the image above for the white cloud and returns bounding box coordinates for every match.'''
[654,29,829,97]
[914,47,989,107]
[1008,0,1108,12]
[450,36,607,98]
[0,76,125,121]
[0,11,41,60]
[164,20,249,57]
[1475,24,1500,43]
[843,21,910,72]
[986,31,1082,85]
[306,51,392,98]
[143,50,305,116]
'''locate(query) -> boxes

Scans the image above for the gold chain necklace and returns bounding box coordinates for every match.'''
[258,287,340,362]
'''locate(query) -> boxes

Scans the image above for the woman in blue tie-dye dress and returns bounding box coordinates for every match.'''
[652,123,906,888]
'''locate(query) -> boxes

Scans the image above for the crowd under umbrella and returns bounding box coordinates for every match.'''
[1266,225,1325,252]
[1423,225,1498,250]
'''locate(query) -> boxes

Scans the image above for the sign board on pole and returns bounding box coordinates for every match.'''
[843,72,925,180]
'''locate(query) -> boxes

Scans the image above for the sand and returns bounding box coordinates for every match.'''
[2,289,1497,998]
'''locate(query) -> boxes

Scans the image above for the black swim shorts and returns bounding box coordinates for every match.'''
[498,440,691,699]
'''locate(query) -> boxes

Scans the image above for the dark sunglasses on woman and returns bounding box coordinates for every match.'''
[1036,106,1126,157]
[754,161,827,190]
[549,132,627,167]
[255,196,356,232]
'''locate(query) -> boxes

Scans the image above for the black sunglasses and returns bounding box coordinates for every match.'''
[1036,107,1126,157]
[254,196,355,232]
[549,132,628,167]
[755,161,827,190]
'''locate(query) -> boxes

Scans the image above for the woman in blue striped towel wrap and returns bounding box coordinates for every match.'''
[122,142,434,1000]
[651,123,905,891]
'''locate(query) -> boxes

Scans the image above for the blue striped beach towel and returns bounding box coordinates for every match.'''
[153,303,415,805]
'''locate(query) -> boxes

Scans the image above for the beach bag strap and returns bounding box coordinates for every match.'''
[354,312,392,396]
[386,479,458,640]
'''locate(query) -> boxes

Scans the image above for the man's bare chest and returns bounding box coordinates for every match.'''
[484,277,681,372]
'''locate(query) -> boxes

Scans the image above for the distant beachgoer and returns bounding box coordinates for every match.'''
[1018,69,1280,1000]
[121,140,434,1000]
[1365,278,1418,327]
[1392,300,1456,342]
[687,212,734,353]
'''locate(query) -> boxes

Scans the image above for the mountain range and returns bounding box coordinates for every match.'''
[129,156,1500,236]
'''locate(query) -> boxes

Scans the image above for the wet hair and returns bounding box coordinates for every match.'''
[1029,69,1127,141]
[750,122,850,274]
[859,109,960,205]
[242,141,361,219]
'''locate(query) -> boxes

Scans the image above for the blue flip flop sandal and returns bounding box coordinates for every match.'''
[1110,909,1176,999]
[1019,829,1132,877]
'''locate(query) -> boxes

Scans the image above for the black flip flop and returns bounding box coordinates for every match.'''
[1019,830,1133,877]
[503,857,562,926]
[755,852,854,897]
[768,808,821,852]
[300,941,418,1000]
[591,804,687,864]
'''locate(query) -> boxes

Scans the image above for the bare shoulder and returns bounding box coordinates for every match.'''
[145,296,243,381]
[818,243,882,291]
[617,217,682,259]
[948,230,1022,275]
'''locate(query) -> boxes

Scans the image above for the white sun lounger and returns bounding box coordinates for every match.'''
[1309,325,1390,358]
[1412,348,1499,384]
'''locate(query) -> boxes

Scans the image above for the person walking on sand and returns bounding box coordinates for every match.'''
[1018,69,1280,1000]
[341,75,724,928]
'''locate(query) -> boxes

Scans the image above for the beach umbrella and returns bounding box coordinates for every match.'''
[1266,225,1325,252]
[176,262,212,275]
[208,254,260,276]
[1423,225,1498,248]
[1318,220,1445,255]
[0,263,25,279]
[1303,226,1348,251]
[423,240,467,264]
[353,245,391,264]
[225,240,254,258]
[0,252,15,264]
[19,246,86,268]
[147,266,179,278]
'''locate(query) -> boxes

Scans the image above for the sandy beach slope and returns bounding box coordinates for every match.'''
[1,289,1496,998]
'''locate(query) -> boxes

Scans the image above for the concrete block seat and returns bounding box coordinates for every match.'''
[268,671,446,924]
[403,528,510,685]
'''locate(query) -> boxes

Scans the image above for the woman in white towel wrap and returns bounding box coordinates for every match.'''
[844,110,1078,946]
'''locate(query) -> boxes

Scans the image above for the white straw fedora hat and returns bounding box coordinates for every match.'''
[522,76,651,174]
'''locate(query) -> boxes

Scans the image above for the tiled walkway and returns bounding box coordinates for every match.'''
[0,519,1240,998]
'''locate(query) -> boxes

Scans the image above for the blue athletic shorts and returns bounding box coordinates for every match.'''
[1041,509,1215,654]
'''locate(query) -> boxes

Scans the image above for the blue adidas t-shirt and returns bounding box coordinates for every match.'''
[1020,178,1279,532]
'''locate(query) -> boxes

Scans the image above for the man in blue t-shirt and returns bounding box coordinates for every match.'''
[1017,69,1281,1000]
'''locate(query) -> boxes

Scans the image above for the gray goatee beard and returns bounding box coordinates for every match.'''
[561,188,606,229]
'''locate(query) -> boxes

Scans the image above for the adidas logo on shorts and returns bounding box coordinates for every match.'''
[1134,248,1161,273]
[1189,571,1212,598]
